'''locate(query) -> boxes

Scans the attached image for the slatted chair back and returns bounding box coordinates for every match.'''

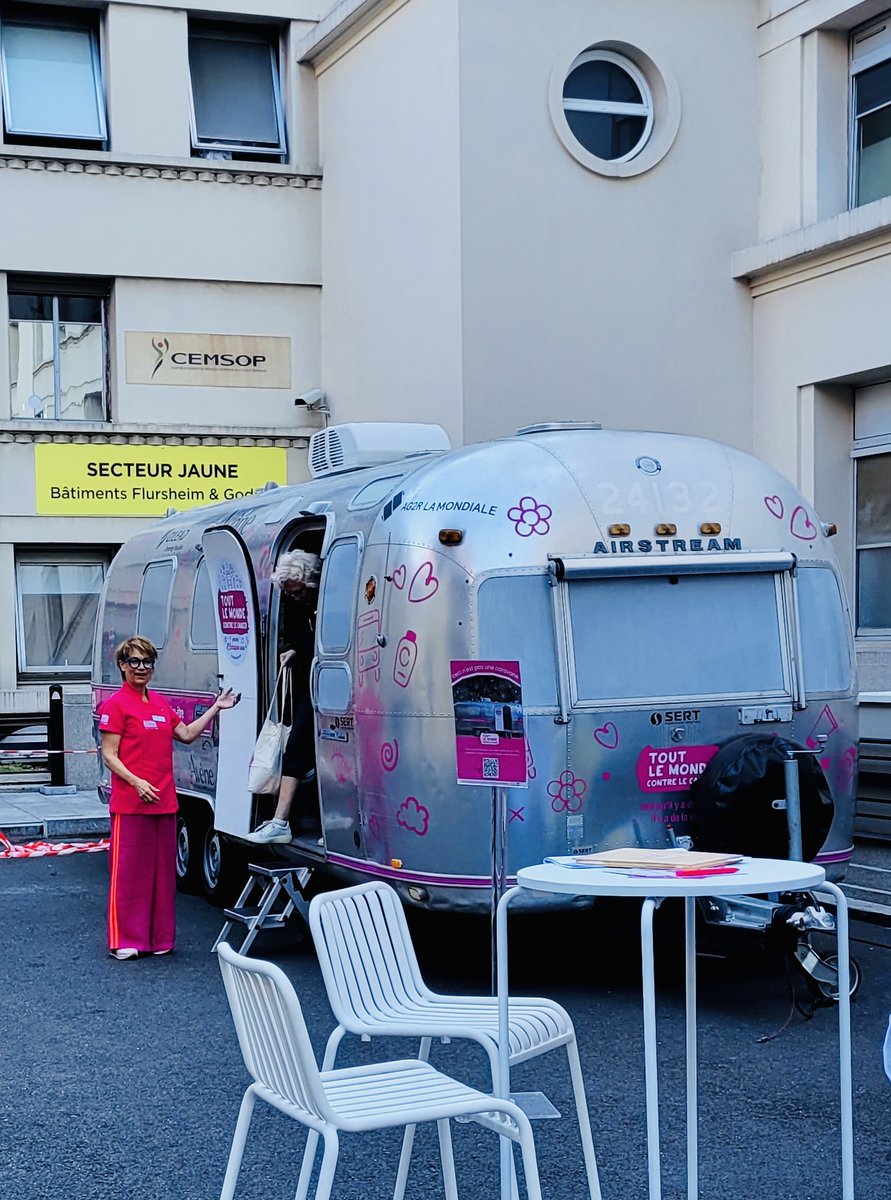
[217,941,330,1123]
[309,880,430,1029]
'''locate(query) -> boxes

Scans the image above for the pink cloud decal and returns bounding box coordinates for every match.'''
[396,796,429,836]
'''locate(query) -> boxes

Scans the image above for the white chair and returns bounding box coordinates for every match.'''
[216,940,544,1200]
[307,880,601,1200]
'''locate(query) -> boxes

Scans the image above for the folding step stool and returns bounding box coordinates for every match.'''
[212,863,312,955]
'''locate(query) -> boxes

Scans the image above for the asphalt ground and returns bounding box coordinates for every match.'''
[1,852,890,1200]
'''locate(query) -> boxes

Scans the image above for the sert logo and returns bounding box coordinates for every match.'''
[650,712,663,726]
[151,336,170,379]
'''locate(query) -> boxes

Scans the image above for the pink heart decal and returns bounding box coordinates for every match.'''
[790,505,817,541]
[391,564,406,589]
[408,561,440,603]
[594,722,619,750]
[764,495,784,520]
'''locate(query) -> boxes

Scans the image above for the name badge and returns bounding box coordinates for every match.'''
[152,715,166,723]
[143,720,158,730]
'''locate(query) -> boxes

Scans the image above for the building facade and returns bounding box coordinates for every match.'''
[0,0,325,778]
[2,0,891,801]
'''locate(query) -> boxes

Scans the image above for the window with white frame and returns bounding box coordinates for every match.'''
[187,20,286,160]
[8,279,107,420]
[851,15,891,207]
[0,4,107,146]
[561,50,653,163]
[137,560,176,650]
[16,552,108,675]
[549,40,680,178]
[853,380,891,633]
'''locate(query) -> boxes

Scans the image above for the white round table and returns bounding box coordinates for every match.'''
[495,857,853,1200]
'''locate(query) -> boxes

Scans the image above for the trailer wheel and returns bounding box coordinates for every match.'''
[690,734,834,860]
[202,827,248,907]
[175,803,208,895]
[813,954,862,1001]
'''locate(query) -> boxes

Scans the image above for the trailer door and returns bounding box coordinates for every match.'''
[202,526,261,836]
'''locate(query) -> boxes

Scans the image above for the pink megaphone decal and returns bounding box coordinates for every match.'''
[806,704,838,749]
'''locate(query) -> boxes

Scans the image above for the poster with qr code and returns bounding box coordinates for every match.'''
[450,660,527,787]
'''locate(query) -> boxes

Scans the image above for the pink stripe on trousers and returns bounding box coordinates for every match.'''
[107,812,177,954]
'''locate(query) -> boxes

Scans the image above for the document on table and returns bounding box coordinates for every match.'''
[543,849,746,876]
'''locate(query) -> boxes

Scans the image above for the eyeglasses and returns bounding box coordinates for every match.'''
[124,657,155,669]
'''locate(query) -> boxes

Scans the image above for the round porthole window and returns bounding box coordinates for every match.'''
[562,51,653,163]
[549,40,681,178]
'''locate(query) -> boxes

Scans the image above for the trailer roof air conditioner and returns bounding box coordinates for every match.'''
[308,422,451,478]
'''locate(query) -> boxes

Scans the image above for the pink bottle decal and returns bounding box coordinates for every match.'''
[393,630,418,688]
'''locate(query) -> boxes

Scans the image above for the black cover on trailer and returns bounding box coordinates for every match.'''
[690,734,834,860]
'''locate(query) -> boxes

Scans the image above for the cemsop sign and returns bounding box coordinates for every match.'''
[125,332,291,388]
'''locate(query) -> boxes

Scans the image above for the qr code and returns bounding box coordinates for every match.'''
[482,758,499,779]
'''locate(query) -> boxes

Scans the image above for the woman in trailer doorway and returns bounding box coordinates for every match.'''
[99,636,239,959]
[246,550,321,844]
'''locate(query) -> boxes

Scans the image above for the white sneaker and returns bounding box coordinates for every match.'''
[110,948,139,960]
[245,819,292,844]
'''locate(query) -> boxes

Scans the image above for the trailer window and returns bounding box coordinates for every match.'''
[796,568,853,694]
[318,539,360,654]
[568,572,787,703]
[136,560,175,650]
[478,574,557,706]
[190,558,217,650]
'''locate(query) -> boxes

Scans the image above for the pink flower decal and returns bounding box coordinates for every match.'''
[547,770,587,813]
[396,796,429,836]
[508,496,552,537]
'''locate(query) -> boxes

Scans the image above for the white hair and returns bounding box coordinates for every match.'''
[273,550,321,590]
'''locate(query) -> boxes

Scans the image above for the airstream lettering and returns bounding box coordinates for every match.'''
[92,422,858,912]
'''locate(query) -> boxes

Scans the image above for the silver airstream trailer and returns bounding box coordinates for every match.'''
[92,422,858,914]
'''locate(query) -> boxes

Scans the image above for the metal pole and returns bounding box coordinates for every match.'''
[783,753,803,861]
[48,684,65,787]
[491,785,507,995]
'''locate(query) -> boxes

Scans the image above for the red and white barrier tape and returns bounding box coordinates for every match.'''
[0,830,109,858]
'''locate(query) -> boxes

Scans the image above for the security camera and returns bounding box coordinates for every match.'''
[295,388,325,409]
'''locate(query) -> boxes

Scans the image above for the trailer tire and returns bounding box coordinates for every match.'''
[175,802,209,895]
[690,734,833,860]
[202,827,248,907]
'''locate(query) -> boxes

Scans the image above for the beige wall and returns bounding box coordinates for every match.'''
[314,0,464,443]
[457,0,758,447]
[313,0,759,451]
[106,5,191,159]
[112,278,320,426]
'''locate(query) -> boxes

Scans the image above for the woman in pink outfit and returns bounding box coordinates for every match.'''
[99,635,239,959]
